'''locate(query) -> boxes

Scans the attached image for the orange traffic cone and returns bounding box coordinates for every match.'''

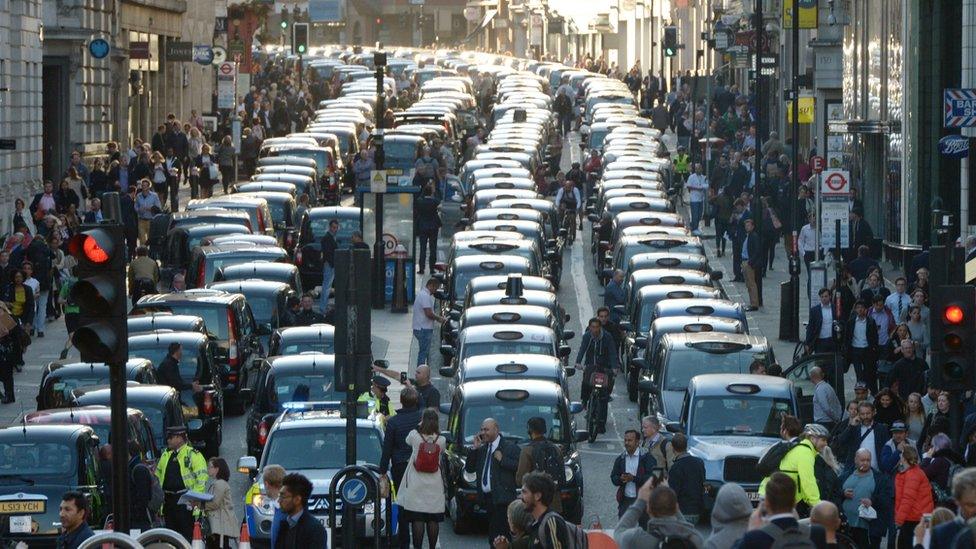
[238,522,251,549]
[192,521,205,549]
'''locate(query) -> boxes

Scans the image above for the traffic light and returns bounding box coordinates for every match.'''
[280,8,289,30]
[293,22,309,55]
[68,224,129,364]
[664,26,678,57]
[930,285,976,391]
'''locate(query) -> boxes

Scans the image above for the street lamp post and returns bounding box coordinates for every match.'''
[372,52,387,309]
[753,0,765,305]
[787,0,802,340]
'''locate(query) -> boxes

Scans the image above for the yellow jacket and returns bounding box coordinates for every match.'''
[156,443,208,494]
[758,438,820,507]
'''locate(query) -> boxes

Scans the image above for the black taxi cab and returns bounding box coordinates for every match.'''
[25,406,161,465]
[436,255,533,313]
[35,358,157,410]
[267,324,335,357]
[442,304,573,356]
[445,354,573,395]
[128,313,209,337]
[71,384,186,456]
[0,425,109,546]
[440,324,571,373]
[128,330,225,456]
[439,380,587,530]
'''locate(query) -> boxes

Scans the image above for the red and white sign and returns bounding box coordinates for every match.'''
[810,155,826,173]
[218,62,235,76]
[820,169,850,195]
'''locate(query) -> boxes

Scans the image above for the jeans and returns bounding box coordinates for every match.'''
[321,264,335,313]
[417,229,438,272]
[414,328,432,367]
[35,290,48,334]
[690,201,703,232]
[560,113,573,135]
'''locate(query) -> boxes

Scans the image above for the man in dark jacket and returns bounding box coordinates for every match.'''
[319,219,339,313]
[742,218,762,311]
[292,294,327,326]
[666,433,706,524]
[847,245,879,283]
[847,208,874,261]
[129,440,154,531]
[805,288,836,354]
[845,300,880,388]
[275,473,326,549]
[611,430,656,519]
[151,125,168,152]
[736,473,826,549]
[379,387,423,547]
[576,317,619,433]
[121,185,139,258]
[26,235,55,336]
[156,343,201,394]
[889,338,928,401]
[57,491,95,549]
[414,184,441,274]
[834,400,891,469]
[465,417,520,547]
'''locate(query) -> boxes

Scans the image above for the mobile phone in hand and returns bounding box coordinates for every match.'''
[400,372,407,383]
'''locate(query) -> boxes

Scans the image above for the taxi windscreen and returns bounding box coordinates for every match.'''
[266,373,341,409]
[43,375,108,408]
[0,441,76,481]
[129,346,201,383]
[664,346,767,391]
[689,396,791,437]
[462,403,563,443]
[263,427,381,469]
[460,339,554,361]
[279,338,335,355]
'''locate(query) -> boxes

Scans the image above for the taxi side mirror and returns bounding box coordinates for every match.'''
[448,310,461,321]
[635,336,647,348]
[546,239,557,249]
[565,366,576,377]
[559,228,568,237]
[710,270,724,280]
[558,345,572,359]
[440,345,456,358]
[238,456,258,474]
[439,366,455,378]
[574,429,589,442]
[433,290,449,301]
[373,359,389,369]
[562,330,575,341]
[619,320,633,332]
[569,402,584,414]
[587,213,600,223]
[439,403,452,415]
[632,358,648,370]
[665,422,682,434]
[238,387,254,405]
[638,379,658,394]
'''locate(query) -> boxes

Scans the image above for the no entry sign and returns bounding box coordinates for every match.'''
[821,169,850,195]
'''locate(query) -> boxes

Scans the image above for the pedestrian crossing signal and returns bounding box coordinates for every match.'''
[664,27,678,57]
[293,23,309,55]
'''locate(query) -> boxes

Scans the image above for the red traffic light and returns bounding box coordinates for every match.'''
[68,230,116,265]
[945,305,965,325]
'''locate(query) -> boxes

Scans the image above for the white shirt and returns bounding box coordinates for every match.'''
[886,292,910,323]
[686,173,709,203]
[852,317,869,348]
[412,287,435,330]
[798,223,818,254]
[818,305,833,339]
[24,277,39,298]
[623,450,640,498]
[859,424,878,469]
[481,437,499,492]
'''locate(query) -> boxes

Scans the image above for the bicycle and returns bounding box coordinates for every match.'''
[561,208,577,245]
[586,369,610,443]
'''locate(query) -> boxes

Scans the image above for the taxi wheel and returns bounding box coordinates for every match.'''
[449,496,472,535]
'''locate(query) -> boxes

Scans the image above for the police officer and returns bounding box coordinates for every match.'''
[673,146,690,200]
[156,425,208,540]
[358,375,395,418]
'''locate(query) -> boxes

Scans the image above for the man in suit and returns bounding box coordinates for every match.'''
[833,400,891,470]
[730,198,751,281]
[805,288,836,354]
[848,207,874,261]
[741,218,761,311]
[736,472,826,548]
[274,473,326,549]
[845,300,880,391]
[610,429,657,519]
[929,468,976,547]
[465,417,520,547]
[82,198,104,224]
[847,245,879,283]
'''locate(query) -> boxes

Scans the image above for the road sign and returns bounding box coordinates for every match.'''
[382,233,398,256]
[754,54,778,76]
[821,169,850,195]
[212,46,227,65]
[339,477,367,507]
[193,45,214,66]
[370,170,388,193]
[89,38,111,60]
[820,199,851,249]
[810,155,826,173]
[945,89,976,128]
[216,62,236,110]
[309,0,344,22]
[165,41,193,62]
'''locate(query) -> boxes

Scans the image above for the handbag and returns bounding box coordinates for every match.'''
[207,163,220,180]
[769,209,783,230]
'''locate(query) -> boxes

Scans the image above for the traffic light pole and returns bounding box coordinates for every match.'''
[786,0,801,341]
[752,0,765,305]
[372,54,387,309]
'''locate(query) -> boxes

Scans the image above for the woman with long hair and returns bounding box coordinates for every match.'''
[921,392,952,448]
[215,136,236,195]
[397,407,447,549]
[905,393,926,444]
[195,144,218,199]
[922,433,964,503]
[55,179,80,214]
[905,306,929,356]
[875,388,906,427]
[12,198,36,236]
[64,166,88,213]
[895,446,934,549]
[203,457,238,549]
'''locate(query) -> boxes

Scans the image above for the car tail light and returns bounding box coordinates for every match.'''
[286,233,294,249]
[257,421,269,446]
[227,309,240,369]
[203,391,215,415]
[256,209,266,232]
[295,249,303,265]
[197,261,206,287]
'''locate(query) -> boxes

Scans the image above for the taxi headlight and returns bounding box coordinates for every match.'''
[252,494,274,515]
[564,466,574,483]
[463,470,477,484]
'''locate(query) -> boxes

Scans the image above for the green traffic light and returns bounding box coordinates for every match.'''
[280,20,288,29]
[298,45,306,53]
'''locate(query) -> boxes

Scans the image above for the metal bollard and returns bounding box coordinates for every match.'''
[778,280,796,341]
[391,244,408,313]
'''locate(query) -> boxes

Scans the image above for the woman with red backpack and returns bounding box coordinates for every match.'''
[396,407,447,549]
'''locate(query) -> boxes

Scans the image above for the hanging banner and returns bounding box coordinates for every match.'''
[783,0,819,29]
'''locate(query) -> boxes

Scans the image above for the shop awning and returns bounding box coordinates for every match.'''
[461,9,497,44]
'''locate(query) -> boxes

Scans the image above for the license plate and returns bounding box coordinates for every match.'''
[0,501,45,514]
[747,491,762,502]
[9,516,31,533]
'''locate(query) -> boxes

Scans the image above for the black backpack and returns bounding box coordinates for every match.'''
[554,93,570,114]
[759,522,816,549]
[531,440,567,487]
[647,526,698,549]
[757,440,802,477]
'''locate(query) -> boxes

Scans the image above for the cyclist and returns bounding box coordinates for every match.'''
[576,317,619,435]
[554,178,582,236]
[582,149,603,200]
[566,161,585,191]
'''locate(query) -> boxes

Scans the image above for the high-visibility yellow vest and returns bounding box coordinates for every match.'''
[674,153,690,174]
